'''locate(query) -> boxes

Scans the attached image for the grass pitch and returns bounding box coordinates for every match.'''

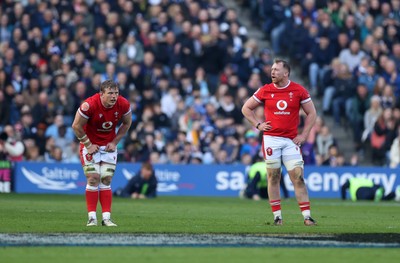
[0,194,399,262]
[1,194,399,234]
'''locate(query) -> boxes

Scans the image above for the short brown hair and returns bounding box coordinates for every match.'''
[100,80,118,93]
[274,59,291,76]
[142,162,153,171]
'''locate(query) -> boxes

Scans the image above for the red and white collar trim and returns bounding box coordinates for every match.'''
[273,80,291,89]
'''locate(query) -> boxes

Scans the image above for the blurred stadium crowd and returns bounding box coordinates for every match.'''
[0,0,399,168]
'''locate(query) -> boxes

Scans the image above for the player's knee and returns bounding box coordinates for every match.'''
[101,176,112,186]
[290,167,306,187]
[87,175,100,186]
[267,168,281,185]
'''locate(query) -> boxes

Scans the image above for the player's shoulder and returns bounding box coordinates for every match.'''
[289,81,310,95]
[289,81,306,90]
[117,95,131,114]
[260,83,274,91]
[255,83,273,95]
[80,93,99,112]
[117,95,130,108]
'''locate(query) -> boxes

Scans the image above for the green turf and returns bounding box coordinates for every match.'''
[0,193,399,234]
[1,194,400,262]
[1,247,400,263]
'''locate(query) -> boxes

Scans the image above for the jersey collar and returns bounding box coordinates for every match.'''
[273,80,291,89]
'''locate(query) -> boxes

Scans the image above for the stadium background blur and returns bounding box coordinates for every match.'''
[0,0,399,169]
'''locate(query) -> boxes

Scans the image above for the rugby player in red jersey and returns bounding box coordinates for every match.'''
[72,80,132,226]
[242,59,317,226]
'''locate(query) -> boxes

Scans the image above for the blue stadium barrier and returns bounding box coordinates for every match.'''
[13,162,400,198]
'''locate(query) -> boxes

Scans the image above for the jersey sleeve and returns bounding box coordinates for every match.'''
[78,99,94,119]
[300,86,312,104]
[119,96,132,116]
[252,85,266,104]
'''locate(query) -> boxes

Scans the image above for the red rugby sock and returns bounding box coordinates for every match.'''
[85,188,99,213]
[99,188,112,213]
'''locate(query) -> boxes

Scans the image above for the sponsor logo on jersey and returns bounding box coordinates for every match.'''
[98,121,113,131]
[276,100,287,110]
[274,100,290,115]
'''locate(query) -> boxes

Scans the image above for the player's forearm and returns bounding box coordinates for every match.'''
[242,107,260,127]
[300,112,317,138]
[72,126,93,148]
[112,123,130,145]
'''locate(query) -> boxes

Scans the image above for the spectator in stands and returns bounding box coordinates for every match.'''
[338,39,366,72]
[362,95,383,144]
[370,109,397,165]
[380,59,400,98]
[284,2,307,63]
[270,0,292,56]
[25,143,44,162]
[232,38,259,84]
[45,114,75,141]
[308,34,335,96]
[354,0,370,28]
[350,83,371,151]
[19,110,34,140]
[380,84,397,110]
[360,15,375,44]
[336,152,359,166]
[0,124,25,162]
[221,135,240,164]
[333,32,350,57]
[390,42,400,70]
[321,144,340,166]
[358,60,379,94]
[119,31,145,64]
[338,0,357,25]
[316,124,336,161]
[325,0,342,28]
[31,91,51,126]
[321,58,342,114]
[331,63,357,125]
[341,14,361,42]
[45,145,64,163]
[239,130,260,160]
[21,78,40,109]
